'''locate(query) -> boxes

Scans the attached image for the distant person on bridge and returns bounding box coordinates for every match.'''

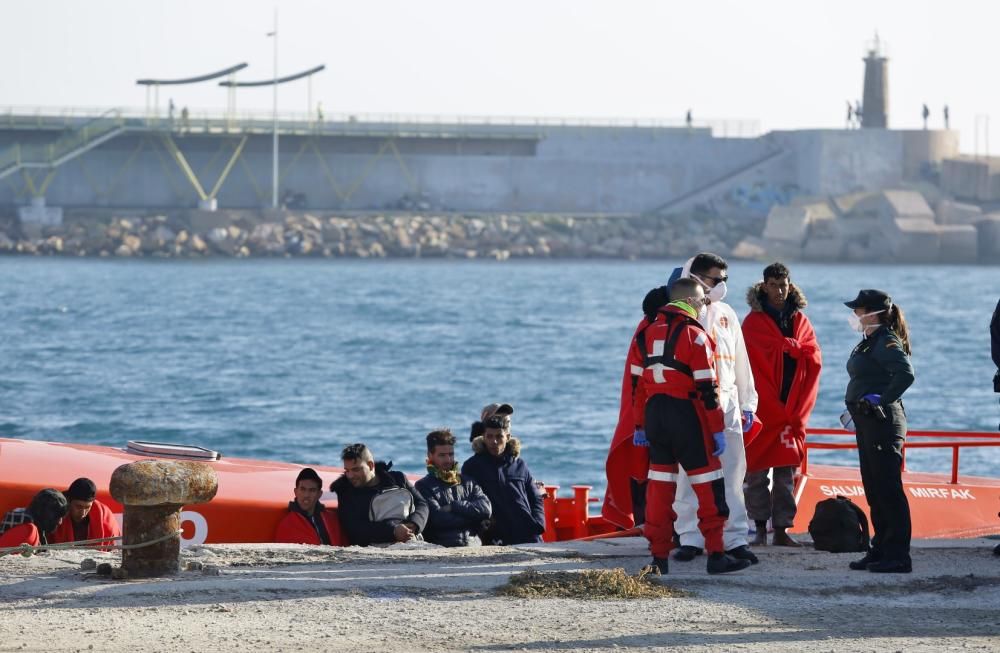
[844,289,915,573]
[686,110,693,129]
[181,106,190,133]
[47,477,120,549]
[855,101,863,127]
[922,104,930,129]
[944,105,950,130]
[741,262,822,547]
[846,101,854,129]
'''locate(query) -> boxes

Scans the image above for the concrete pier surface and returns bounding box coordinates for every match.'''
[2,537,998,652]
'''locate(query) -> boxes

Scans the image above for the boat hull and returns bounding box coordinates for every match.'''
[2,437,998,545]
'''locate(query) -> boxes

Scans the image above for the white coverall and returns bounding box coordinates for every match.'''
[672,298,758,550]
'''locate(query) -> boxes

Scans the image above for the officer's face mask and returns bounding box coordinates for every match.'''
[847,309,885,334]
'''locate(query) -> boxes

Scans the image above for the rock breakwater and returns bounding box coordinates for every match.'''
[0,211,763,260]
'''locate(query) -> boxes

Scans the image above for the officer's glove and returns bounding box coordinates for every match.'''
[712,432,726,457]
[861,393,882,405]
[741,410,754,433]
[633,428,649,448]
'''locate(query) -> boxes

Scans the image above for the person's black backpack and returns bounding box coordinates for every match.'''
[808,495,871,553]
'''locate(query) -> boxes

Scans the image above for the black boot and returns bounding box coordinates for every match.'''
[672,545,703,561]
[725,545,759,565]
[867,559,912,573]
[647,557,669,575]
[707,552,751,574]
[848,551,880,571]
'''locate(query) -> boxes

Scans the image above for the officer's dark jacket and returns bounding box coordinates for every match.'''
[991,299,999,370]
[330,462,429,546]
[461,437,546,545]
[845,325,915,404]
[415,472,492,547]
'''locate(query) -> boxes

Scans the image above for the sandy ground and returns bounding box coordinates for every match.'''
[1,537,999,653]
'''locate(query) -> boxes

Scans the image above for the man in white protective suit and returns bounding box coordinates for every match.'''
[668,252,760,565]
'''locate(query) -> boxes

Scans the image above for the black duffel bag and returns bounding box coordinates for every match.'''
[808,495,871,553]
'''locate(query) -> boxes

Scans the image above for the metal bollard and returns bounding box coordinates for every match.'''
[109,460,218,578]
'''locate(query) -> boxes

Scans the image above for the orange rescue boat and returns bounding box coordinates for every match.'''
[1,428,998,546]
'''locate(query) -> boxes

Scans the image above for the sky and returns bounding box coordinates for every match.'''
[2,0,997,153]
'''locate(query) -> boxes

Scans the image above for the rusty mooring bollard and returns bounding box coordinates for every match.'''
[109,460,218,578]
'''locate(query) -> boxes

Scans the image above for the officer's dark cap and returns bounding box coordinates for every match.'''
[844,289,892,310]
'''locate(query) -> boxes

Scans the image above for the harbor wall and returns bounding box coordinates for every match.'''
[0,117,957,216]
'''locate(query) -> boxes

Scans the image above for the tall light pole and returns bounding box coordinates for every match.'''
[267,8,278,209]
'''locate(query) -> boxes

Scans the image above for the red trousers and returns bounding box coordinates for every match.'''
[643,394,729,557]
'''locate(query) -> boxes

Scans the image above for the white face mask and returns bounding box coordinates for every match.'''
[692,274,728,303]
[847,309,885,334]
[708,280,728,303]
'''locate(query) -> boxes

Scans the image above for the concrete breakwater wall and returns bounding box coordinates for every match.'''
[0,211,763,260]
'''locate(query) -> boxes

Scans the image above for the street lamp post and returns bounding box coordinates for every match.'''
[268,8,278,210]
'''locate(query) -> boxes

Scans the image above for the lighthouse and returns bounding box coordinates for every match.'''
[861,34,889,128]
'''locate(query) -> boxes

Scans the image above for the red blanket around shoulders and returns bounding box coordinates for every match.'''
[741,306,822,473]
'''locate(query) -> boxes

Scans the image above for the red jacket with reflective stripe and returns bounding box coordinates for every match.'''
[627,305,725,434]
[48,499,120,549]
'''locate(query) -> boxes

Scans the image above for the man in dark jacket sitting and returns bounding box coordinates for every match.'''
[416,429,492,547]
[330,443,429,546]
[461,414,546,545]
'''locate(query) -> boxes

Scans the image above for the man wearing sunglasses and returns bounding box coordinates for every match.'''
[668,252,760,566]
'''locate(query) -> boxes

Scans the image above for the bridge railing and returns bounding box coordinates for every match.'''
[0,105,761,138]
[11,109,124,167]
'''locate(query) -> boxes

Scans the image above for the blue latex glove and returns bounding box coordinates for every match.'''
[712,432,726,457]
[861,393,882,405]
[633,428,649,448]
[741,410,754,433]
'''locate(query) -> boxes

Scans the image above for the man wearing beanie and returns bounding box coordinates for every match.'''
[48,478,121,549]
[275,467,344,545]
[0,488,68,549]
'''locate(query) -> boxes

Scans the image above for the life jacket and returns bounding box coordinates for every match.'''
[634,308,703,381]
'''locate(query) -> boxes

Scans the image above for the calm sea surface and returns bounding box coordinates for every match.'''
[1,259,997,493]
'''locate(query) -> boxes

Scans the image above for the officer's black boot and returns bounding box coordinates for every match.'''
[849,550,880,571]
[706,552,751,574]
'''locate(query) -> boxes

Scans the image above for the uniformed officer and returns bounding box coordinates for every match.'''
[843,289,915,573]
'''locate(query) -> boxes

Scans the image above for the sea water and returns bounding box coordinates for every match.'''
[1,258,997,493]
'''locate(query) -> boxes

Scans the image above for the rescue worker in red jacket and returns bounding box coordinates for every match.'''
[274,468,344,546]
[628,278,751,575]
[48,478,121,549]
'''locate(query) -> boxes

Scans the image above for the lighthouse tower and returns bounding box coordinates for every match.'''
[861,34,889,128]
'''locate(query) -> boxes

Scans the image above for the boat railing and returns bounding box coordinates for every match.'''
[803,427,1000,484]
